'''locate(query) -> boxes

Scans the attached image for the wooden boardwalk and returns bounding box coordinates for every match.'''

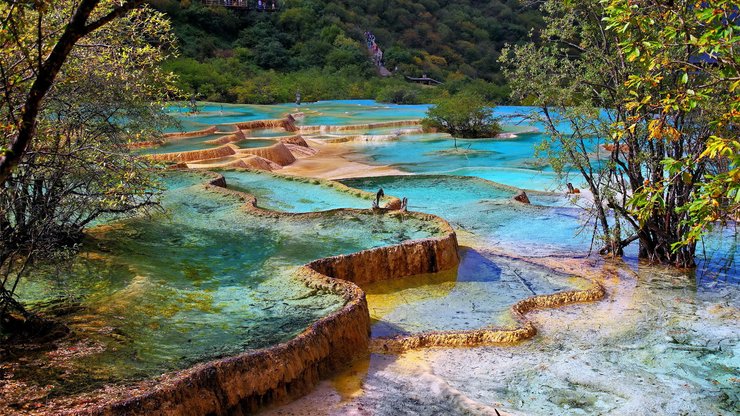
[405,76,442,85]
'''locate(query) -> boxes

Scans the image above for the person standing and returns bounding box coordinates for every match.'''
[189,95,197,113]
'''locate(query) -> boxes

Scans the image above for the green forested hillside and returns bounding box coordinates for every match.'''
[149,0,542,103]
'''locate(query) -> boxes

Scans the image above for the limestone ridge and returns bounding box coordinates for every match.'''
[139,118,424,169]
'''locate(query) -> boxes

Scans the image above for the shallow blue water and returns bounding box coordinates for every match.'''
[165,103,285,131]
[137,136,276,156]
[161,102,582,192]
[165,100,432,132]
[293,100,431,125]
[220,170,375,212]
[343,132,569,191]
[342,175,593,256]
[342,175,739,286]
[366,248,577,337]
[137,134,226,154]
[15,171,443,392]
[159,100,736,283]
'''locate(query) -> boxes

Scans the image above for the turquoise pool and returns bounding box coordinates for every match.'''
[9,100,736,415]
[342,175,593,256]
[14,171,445,395]
[220,170,377,212]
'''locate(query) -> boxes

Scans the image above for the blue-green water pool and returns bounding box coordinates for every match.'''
[365,248,579,337]
[220,170,377,212]
[343,133,565,192]
[161,101,573,192]
[7,100,737,415]
[342,175,593,256]
[14,171,444,394]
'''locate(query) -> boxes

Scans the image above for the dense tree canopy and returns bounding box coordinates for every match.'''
[0,1,177,330]
[422,92,501,144]
[502,0,738,267]
[148,0,542,103]
[604,0,739,252]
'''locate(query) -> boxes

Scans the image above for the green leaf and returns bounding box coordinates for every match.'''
[626,47,640,62]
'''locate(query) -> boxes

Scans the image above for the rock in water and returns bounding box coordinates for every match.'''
[513,190,530,204]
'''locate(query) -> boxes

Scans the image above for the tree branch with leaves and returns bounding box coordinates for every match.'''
[0,0,146,185]
[501,0,737,267]
[0,0,177,332]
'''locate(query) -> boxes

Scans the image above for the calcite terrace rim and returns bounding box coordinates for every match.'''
[337,172,560,198]
[62,169,460,415]
[65,168,607,415]
[368,278,606,353]
[137,116,426,164]
[210,167,403,209]
[223,167,603,385]
[59,127,606,414]
[297,119,422,134]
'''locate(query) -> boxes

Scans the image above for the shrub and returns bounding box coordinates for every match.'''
[422,91,501,145]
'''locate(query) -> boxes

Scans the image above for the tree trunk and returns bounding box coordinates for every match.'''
[0,0,145,186]
[638,228,697,268]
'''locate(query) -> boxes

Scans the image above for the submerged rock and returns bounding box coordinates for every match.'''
[513,190,530,204]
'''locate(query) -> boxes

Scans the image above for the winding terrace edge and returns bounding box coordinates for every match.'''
[66,167,606,415]
[69,171,460,415]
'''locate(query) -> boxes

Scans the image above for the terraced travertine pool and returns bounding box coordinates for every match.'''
[139,135,277,155]
[269,260,738,415]
[11,170,446,398]
[342,175,594,256]
[5,100,737,415]
[219,169,379,212]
